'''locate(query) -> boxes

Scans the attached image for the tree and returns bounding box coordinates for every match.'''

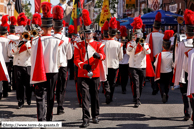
[94,0,118,23]
[22,1,32,19]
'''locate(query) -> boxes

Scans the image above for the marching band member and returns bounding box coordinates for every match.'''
[52,5,73,115]
[31,13,42,37]
[30,2,62,121]
[0,15,10,98]
[10,13,32,109]
[99,21,111,104]
[145,12,164,95]
[154,30,174,103]
[173,9,194,121]
[7,16,20,91]
[74,9,105,127]
[127,15,151,108]
[105,17,123,102]
[119,26,130,94]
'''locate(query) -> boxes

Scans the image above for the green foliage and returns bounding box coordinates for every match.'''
[94,0,118,23]
[143,8,153,14]
[22,1,32,19]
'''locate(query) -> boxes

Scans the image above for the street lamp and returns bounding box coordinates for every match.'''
[27,1,32,10]
[7,0,12,10]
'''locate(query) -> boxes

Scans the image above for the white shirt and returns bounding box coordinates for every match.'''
[0,37,10,62]
[102,39,123,69]
[145,32,164,57]
[119,42,130,64]
[127,40,151,68]
[11,41,31,66]
[53,33,73,67]
[154,51,173,73]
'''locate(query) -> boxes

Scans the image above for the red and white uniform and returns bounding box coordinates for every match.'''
[173,39,193,86]
[30,35,61,84]
[0,36,10,63]
[7,34,20,57]
[154,51,173,81]
[0,44,10,82]
[10,41,31,66]
[145,32,164,60]
[53,33,73,67]
[74,39,106,78]
[127,41,151,68]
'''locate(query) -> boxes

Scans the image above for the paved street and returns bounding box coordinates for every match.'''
[0,80,192,129]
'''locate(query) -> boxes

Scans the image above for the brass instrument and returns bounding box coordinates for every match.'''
[31,29,38,37]
[139,38,145,46]
[177,16,184,24]
[22,32,31,40]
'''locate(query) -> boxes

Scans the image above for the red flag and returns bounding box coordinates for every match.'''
[35,0,41,13]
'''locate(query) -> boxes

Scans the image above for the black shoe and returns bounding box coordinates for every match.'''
[79,120,89,128]
[122,91,126,94]
[152,90,158,95]
[27,100,31,105]
[183,116,190,121]
[162,93,167,103]
[92,117,99,124]
[57,106,64,115]
[134,102,141,108]
[17,102,24,109]
[105,94,111,104]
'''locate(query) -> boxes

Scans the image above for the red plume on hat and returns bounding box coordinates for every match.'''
[103,21,109,31]
[10,16,17,26]
[109,17,117,29]
[117,21,120,30]
[155,12,161,22]
[1,15,9,31]
[68,25,74,34]
[163,30,174,41]
[63,20,66,27]
[120,26,127,37]
[32,13,42,26]
[184,9,194,25]
[27,19,31,25]
[41,2,52,18]
[82,9,92,26]
[17,12,28,26]
[52,5,64,20]
[131,15,143,29]
[65,23,69,27]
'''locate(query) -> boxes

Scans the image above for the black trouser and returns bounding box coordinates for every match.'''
[107,68,119,100]
[78,77,100,121]
[129,67,145,103]
[75,66,82,104]
[101,81,111,95]
[68,57,74,80]
[150,58,159,92]
[14,66,32,103]
[179,72,192,117]
[56,67,68,107]
[158,72,173,98]
[35,73,58,121]
[119,64,129,92]
[2,62,10,96]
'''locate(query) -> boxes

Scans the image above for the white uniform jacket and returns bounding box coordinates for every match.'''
[7,34,20,57]
[102,39,123,70]
[30,35,61,84]
[0,44,10,82]
[174,39,193,85]
[0,37,10,63]
[53,33,73,68]
[154,51,173,73]
[127,40,151,68]
[145,32,164,57]
[11,40,31,66]
[187,49,194,97]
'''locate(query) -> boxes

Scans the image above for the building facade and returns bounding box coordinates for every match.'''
[0,0,14,19]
